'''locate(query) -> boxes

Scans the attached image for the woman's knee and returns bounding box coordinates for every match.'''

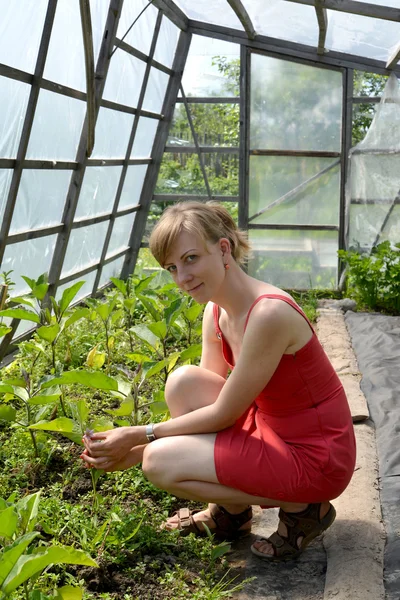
[142,440,173,488]
[165,365,225,416]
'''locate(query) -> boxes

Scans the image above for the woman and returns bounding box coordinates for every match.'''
[82,201,356,561]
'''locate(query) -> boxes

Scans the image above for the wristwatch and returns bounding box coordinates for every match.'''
[145,423,157,442]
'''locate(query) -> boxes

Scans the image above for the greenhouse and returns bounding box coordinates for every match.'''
[0,1,400,599]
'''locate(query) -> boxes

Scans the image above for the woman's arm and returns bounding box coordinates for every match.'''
[199,302,229,378]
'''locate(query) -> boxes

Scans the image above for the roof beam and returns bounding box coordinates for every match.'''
[284,0,400,23]
[226,0,256,39]
[151,0,189,30]
[315,0,328,56]
[386,42,400,70]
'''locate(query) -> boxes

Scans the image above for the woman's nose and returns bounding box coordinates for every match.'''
[176,267,192,286]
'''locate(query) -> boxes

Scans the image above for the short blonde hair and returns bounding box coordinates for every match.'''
[149,201,251,267]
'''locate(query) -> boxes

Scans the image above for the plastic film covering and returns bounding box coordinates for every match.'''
[250,55,342,152]
[347,74,400,251]
[117,0,158,56]
[102,49,146,108]
[106,213,136,258]
[119,166,148,208]
[91,107,134,159]
[0,236,57,295]
[0,171,13,225]
[181,36,240,97]
[174,0,243,29]
[10,170,72,233]
[0,78,30,158]
[99,256,126,288]
[56,271,97,303]
[326,10,400,63]
[26,90,86,160]
[0,0,48,73]
[75,166,123,219]
[61,221,108,279]
[153,16,180,68]
[131,117,159,158]
[142,68,170,114]
[248,229,338,289]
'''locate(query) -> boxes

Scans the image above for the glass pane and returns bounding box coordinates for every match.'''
[131,117,159,158]
[11,170,72,233]
[348,203,399,250]
[248,229,338,289]
[353,71,388,97]
[155,153,207,195]
[91,107,134,159]
[43,0,85,92]
[174,0,244,29]
[202,152,239,196]
[168,103,240,147]
[326,10,400,62]
[181,36,240,98]
[103,49,146,108]
[119,165,148,208]
[106,213,136,257]
[26,90,86,160]
[244,0,318,47]
[0,170,13,224]
[0,236,57,295]
[153,16,180,68]
[250,55,342,152]
[98,256,125,288]
[61,221,108,278]
[75,166,123,219]
[117,0,158,56]
[0,78,30,158]
[352,103,378,146]
[249,157,340,226]
[142,68,169,114]
[56,271,97,302]
[0,0,48,73]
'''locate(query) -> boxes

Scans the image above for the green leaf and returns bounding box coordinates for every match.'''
[134,273,156,293]
[64,307,90,330]
[184,304,203,322]
[0,405,17,421]
[11,296,36,309]
[105,398,134,417]
[147,321,167,340]
[59,281,85,316]
[0,532,39,587]
[143,359,169,379]
[126,353,151,364]
[148,401,168,416]
[0,325,12,338]
[71,400,89,428]
[0,506,17,538]
[123,298,136,313]
[32,283,49,302]
[137,294,161,322]
[179,344,202,362]
[0,309,40,323]
[56,584,83,599]
[0,384,29,402]
[86,346,106,370]
[167,351,180,372]
[16,492,41,533]
[28,392,61,406]
[41,371,119,392]
[29,418,75,433]
[164,297,184,326]
[110,277,127,296]
[36,323,60,343]
[130,325,159,351]
[2,546,97,594]
[95,299,116,321]
[21,276,36,291]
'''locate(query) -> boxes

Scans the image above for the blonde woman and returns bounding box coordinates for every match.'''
[82,201,356,561]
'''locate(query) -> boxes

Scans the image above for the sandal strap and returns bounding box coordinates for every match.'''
[175,508,202,535]
[209,504,252,536]
[267,531,300,558]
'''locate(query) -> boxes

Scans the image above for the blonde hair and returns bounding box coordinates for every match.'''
[149,201,251,267]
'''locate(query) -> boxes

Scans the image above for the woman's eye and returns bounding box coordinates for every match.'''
[186,255,197,263]
[166,265,176,273]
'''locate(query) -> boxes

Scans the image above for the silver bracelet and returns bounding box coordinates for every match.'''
[145,423,157,442]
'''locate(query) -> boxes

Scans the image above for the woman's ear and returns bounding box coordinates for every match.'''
[219,238,231,256]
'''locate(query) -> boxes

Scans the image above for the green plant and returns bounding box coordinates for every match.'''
[339,241,400,313]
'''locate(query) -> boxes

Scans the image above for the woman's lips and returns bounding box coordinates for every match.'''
[188,283,202,293]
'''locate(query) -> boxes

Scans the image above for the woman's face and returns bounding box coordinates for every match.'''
[164,230,227,303]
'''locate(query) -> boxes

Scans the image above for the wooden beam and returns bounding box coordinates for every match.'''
[175,96,240,104]
[151,0,188,31]
[238,44,250,235]
[153,194,239,202]
[79,0,95,157]
[226,0,256,39]
[250,149,340,157]
[249,223,339,231]
[386,42,400,70]
[315,0,328,56]
[284,0,400,22]
[164,145,239,153]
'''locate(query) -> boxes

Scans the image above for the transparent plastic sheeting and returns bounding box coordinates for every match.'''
[347,74,400,250]
[249,157,340,226]
[61,221,109,279]
[117,0,158,57]
[153,15,180,68]
[180,36,240,98]
[248,229,338,290]
[0,78,30,158]
[106,213,136,258]
[56,271,97,303]
[131,118,159,158]
[91,108,134,159]
[75,166,123,219]
[10,170,73,233]
[0,236,57,296]
[103,49,146,109]
[142,68,170,114]
[99,256,126,289]
[250,55,342,152]
[119,166,148,208]
[0,170,13,226]
[173,0,399,63]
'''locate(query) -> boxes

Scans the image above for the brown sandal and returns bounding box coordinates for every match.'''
[165,504,253,541]
[251,502,336,562]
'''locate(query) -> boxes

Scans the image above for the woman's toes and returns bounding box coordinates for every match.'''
[253,540,274,556]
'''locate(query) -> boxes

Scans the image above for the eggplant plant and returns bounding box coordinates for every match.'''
[0,491,97,600]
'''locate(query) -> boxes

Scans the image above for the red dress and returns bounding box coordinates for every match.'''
[213,294,356,503]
